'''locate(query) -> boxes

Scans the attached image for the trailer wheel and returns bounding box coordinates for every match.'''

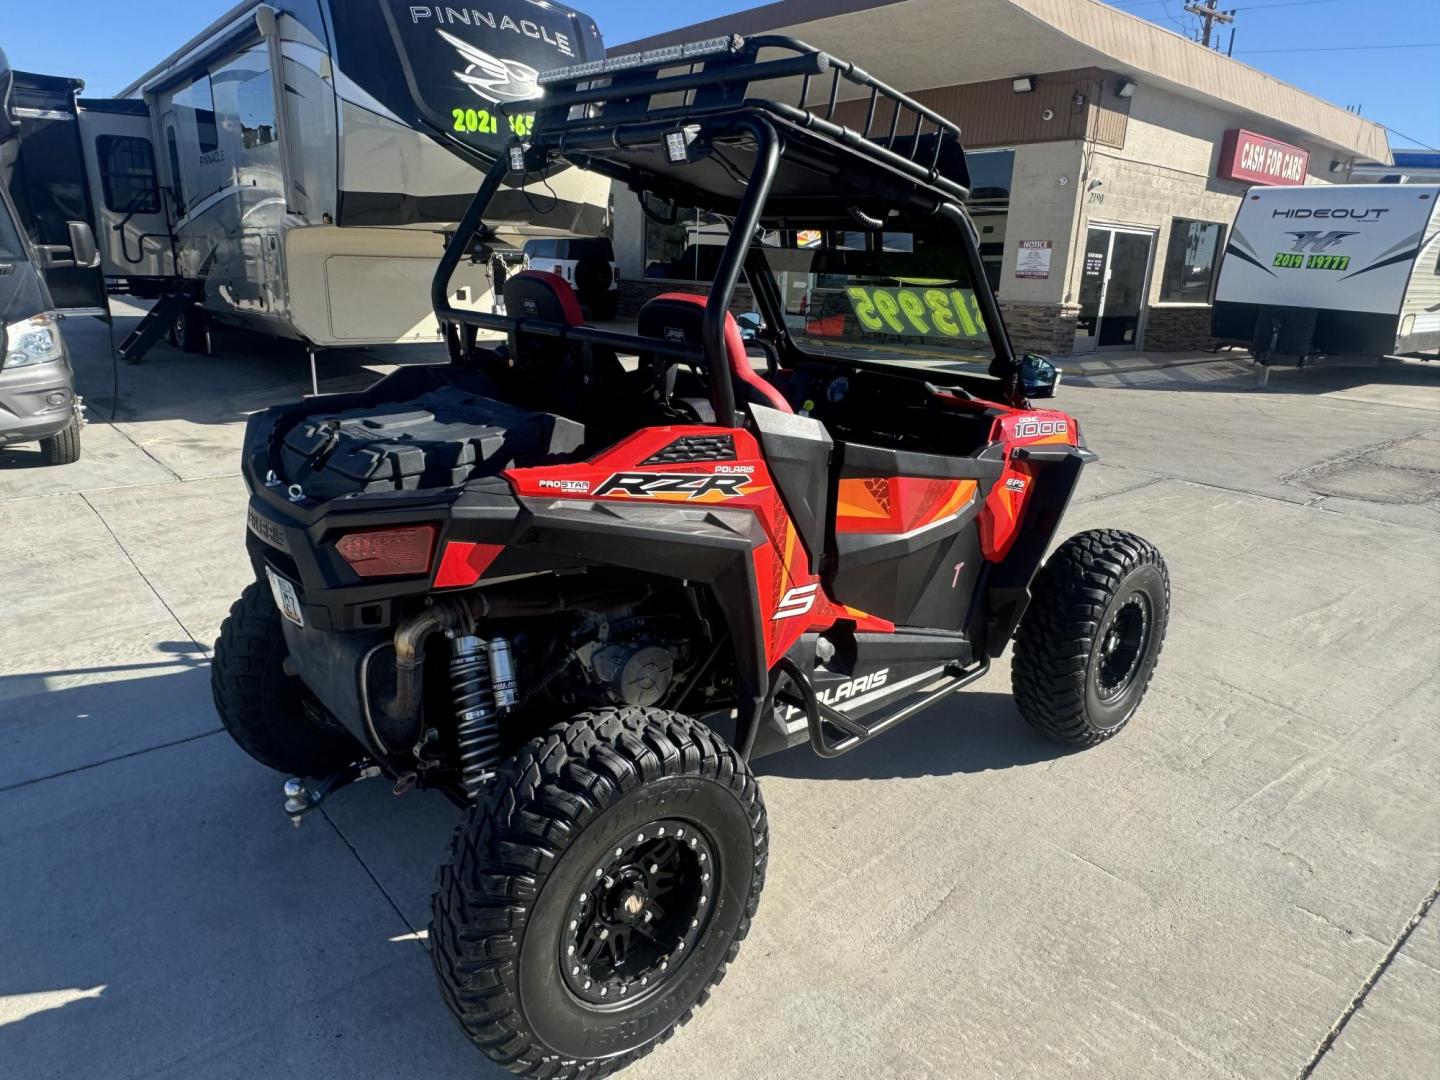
[170,304,210,355]
[39,416,82,465]
[1011,529,1169,746]
[211,581,358,776]
[431,707,767,1078]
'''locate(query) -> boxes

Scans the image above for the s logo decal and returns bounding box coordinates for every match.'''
[774,583,819,620]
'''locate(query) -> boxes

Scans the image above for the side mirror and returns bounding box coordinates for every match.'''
[31,222,102,271]
[1019,352,1061,398]
[67,220,101,270]
[736,311,765,341]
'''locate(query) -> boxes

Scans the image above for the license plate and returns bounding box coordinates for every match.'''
[266,567,304,627]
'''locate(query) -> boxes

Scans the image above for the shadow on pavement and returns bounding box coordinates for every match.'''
[0,665,509,1080]
[757,690,1071,781]
[0,442,50,469]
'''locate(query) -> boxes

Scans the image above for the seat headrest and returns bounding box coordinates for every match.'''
[637,292,709,345]
[504,270,584,326]
[638,292,793,415]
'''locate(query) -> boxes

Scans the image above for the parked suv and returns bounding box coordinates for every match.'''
[0,183,85,464]
[522,235,620,319]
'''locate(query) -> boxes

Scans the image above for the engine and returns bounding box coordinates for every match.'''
[567,611,691,708]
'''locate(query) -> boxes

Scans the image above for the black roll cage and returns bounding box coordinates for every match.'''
[429,36,1021,427]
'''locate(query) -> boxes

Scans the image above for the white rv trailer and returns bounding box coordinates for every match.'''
[72,0,610,360]
[1212,183,1440,366]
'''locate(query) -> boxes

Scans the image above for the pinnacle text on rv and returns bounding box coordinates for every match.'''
[409,6,575,56]
[1271,207,1391,221]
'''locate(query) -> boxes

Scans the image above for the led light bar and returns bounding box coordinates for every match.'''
[536,35,742,86]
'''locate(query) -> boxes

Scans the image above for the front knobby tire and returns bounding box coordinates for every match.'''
[1012,529,1170,746]
[430,707,768,1079]
[211,581,358,776]
[39,416,81,465]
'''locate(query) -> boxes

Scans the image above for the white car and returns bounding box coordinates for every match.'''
[522,236,620,319]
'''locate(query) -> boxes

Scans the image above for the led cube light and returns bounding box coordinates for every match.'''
[665,130,690,163]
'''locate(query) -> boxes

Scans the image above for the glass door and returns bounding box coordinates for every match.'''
[1073,226,1154,353]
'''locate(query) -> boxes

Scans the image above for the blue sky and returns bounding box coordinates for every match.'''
[3,0,1436,151]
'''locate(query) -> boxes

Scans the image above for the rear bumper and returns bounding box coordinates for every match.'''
[241,405,529,633]
[0,358,77,445]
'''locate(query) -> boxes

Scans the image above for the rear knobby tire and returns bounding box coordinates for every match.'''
[431,707,767,1078]
[1012,529,1170,746]
[39,416,81,465]
[211,580,357,776]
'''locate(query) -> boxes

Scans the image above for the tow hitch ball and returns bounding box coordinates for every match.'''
[282,760,382,827]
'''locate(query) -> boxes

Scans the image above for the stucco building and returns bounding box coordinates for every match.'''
[612,0,1390,355]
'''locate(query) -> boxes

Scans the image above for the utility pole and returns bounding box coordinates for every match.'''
[1184,0,1234,47]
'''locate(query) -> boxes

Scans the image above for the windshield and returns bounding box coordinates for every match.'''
[0,189,27,262]
[760,225,996,372]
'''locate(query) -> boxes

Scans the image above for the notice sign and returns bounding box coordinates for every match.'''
[1015,240,1052,279]
[1218,129,1309,186]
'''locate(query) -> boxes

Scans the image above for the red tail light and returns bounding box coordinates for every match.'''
[335,524,437,578]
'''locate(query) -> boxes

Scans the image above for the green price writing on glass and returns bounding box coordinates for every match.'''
[844,286,987,338]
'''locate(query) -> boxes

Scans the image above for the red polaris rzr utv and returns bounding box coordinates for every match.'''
[214,35,1169,1078]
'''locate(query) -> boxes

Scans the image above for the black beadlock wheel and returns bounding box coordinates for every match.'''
[210,581,358,776]
[1011,528,1170,746]
[430,707,768,1078]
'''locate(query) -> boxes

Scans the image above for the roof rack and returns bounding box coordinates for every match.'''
[523,35,970,203]
[431,36,1007,433]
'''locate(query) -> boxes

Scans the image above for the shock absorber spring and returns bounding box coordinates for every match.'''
[449,634,517,800]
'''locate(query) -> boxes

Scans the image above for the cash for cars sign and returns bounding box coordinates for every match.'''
[1015,240,1052,279]
[1218,129,1309,186]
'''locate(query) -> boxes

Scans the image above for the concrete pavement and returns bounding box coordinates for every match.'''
[1,312,1436,1079]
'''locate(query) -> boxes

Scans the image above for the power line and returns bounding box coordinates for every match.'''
[1377,125,1439,153]
[1236,42,1440,53]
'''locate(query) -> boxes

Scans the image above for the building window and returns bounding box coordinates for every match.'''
[966,149,1015,205]
[97,135,160,214]
[965,149,1013,291]
[1160,218,1224,303]
[643,202,728,281]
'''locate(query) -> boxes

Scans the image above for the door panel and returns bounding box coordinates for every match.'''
[829,451,989,630]
[5,74,107,313]
[78,102,174,279]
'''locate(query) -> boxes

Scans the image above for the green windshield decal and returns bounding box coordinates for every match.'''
[841,286,987,338]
